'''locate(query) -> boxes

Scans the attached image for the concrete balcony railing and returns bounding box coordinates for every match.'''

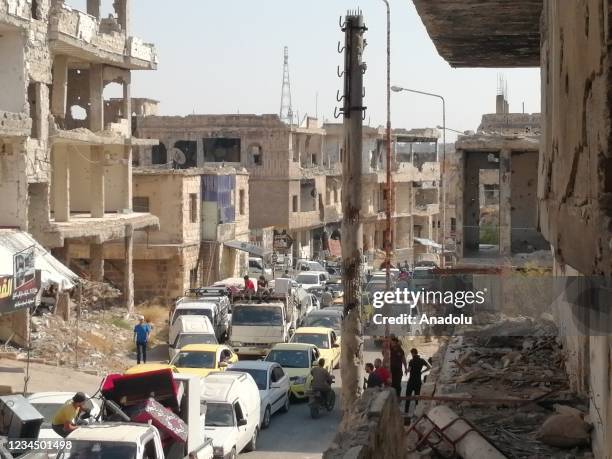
[0,0,31,24]
[49,4,158,69]
[412,203,440,216]
[323,205,342,223]
[0,111,31,137]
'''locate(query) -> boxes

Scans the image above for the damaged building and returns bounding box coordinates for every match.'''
[134,113,343,261]
[0,0,158,342]
[412,1,611,456]
[454,94,549,260]
[69,166,250,302]
[324,124,442,267]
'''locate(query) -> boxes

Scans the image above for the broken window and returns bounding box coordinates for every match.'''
[249,144,263,166]
[189,193,198,223]
[133,196,150,213]
[292,195,298,213]
[239,189,245,215]
[312,153,318,165]
[27,83,40,140]
[451,218,457,232]
[151,142,167,165]
[173,140,197,169]
[203,138,241,163]
[31,0,40,19]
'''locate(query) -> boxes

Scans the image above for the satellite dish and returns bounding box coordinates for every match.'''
[169,147,186,165]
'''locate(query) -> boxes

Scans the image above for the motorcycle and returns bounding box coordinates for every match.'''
[306,377,336,419]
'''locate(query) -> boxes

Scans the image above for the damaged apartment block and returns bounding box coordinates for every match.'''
[134,113,343,261]
[0,0,158,335]
[411,1,612,456]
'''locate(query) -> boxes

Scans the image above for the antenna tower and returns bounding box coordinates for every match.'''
[279,46,294,124]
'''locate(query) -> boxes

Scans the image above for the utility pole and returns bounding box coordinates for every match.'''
[339,11,367,418]
[381,0,392,369]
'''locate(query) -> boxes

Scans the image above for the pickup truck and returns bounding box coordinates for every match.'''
[96,370,213,459]
[229,287,299,357]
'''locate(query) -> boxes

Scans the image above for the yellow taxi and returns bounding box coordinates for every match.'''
[169,343,238,377]
[264,343,320,400]
[124,363,177,375]
[290,327,341,370]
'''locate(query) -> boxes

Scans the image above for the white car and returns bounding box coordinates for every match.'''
[27,392,101,439]
[202,372,260,458]
[227,361,290,429]
[295,272,328,292]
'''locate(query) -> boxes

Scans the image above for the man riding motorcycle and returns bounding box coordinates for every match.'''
[310,358,333,405]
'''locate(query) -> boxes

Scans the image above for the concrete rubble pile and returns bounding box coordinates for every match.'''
[421,316,595,459]
[2,281,134,375]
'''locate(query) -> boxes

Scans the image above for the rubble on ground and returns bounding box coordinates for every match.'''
[413,316,594,459]
[1,283,167,375]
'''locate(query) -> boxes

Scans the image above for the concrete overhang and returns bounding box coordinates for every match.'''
[51,128,158,147]
[456,133,540,151]
[43,212,159,248]
[412,0,542,67]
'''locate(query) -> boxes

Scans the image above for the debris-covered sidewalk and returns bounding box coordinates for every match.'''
[409,315,595,459]
[1,281,168,376]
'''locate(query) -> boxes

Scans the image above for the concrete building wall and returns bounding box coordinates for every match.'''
[249,179,289,229]
[0,32,26,113]
[133,174,184,244]
[539,0,612,276]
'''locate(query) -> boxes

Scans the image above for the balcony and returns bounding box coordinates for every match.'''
[323,205,342,223]
[0,111,31,138]
[412,203,440,216]
[48,4,157,70]
[0,0,31,28]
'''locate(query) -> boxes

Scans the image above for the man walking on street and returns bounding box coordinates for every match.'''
[388,336,408,397]
[405,348,432,413]
[134,316,151,364]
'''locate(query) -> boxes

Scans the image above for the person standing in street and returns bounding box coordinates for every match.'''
[404,348,432,413]
[134,316,151,364]
[388,336,408,397]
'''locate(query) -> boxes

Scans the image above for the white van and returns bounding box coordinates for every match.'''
[202,372,261,458]
[169,316,215,355]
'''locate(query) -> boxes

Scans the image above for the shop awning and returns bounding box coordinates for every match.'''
[223,240,271,258]
[414,237,442,250]
[0,230,79,291]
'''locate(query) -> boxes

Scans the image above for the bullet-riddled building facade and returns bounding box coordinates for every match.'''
[325,124,441,267]
[0,0,158,322]
[135,114,343,261]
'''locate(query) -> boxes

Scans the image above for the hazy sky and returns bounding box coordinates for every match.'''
[72,0,541,140]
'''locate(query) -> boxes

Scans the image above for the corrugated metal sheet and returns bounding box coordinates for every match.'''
[0,230,79,290]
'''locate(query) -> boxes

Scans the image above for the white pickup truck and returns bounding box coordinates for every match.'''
[46,372,214,459]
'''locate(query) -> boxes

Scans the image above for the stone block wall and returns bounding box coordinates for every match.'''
[323,389,405,459]
[539,0,612,275]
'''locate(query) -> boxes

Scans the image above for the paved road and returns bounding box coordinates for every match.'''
[240,369,343,459]
[239,341,384,458]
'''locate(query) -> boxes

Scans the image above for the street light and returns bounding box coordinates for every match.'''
[391,85,447,268]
